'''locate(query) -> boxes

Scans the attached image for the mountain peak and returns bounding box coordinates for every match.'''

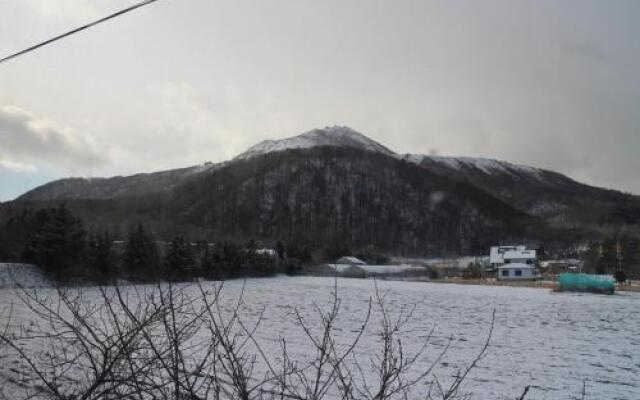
[234,126,395,160]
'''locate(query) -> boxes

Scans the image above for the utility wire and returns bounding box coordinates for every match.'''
[0,0,161,65]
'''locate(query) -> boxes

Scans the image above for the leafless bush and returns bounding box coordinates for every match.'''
[0,280,510,400]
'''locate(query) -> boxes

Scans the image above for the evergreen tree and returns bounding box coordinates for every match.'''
[0,208,39,262]
[242,238,260,276]
[275,241,285,260]
[246,238,258,251]
[123,223,159,281]
[199,244,221,280]
[599,237,616,273]
[246,252,277,277]
[85,231,115,283]
[583,242,600,273]
[217,241,242,278]
[22,206,86,279]
[163,236,195,281]
[620,235,639,270]
[283,258,302,276]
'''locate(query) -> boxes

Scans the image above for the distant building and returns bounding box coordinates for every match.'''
[490,245,536,267]
[490,245,538,280]
[255,248,277,257]
[539,259,583,274]
[325,256,422,276]
[497,263,537,280]
[335,256,366,265]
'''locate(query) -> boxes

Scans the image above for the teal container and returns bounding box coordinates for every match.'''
[558,273,615,294]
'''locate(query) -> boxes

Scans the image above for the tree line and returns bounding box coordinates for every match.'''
[583,234,640,281]
[0,205,308,283]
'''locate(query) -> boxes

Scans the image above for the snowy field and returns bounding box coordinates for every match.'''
[0,276,638,400]
[0,263,48,288]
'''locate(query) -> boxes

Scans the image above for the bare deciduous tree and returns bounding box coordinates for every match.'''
[0,280,513,400]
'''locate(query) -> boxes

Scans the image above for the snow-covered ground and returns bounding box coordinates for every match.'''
[0,277,638,399]
[0,263,49,288]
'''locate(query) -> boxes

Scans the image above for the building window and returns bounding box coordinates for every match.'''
[515,270,522,276]
[501,270,509,277]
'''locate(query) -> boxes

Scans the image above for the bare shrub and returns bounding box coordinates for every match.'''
[0,280,508,400]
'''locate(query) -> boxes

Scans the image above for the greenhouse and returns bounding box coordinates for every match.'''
[558,273,615,294]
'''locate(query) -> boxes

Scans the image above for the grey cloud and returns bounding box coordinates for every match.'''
[0,105,106,172]
[1,0,639,197]
[563,40,608,63]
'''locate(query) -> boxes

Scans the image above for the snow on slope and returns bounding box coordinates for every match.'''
[234,126,395,160]
[400,154,546,180]
[235,126,546,181]
[16,126,555,201]
[18,161,226,201]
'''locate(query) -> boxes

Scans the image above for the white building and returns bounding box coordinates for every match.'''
[497,263,537,280]
[326,256,422,276]
[490,245,538,280]
[255,248,277,257]
[490,245,536,267]
[328,263,421,274]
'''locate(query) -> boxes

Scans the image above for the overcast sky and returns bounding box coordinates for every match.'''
[1,0,639,200]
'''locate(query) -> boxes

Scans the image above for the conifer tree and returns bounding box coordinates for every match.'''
[163,236,195,281]
[199,244,221,280]
[275,240,285,260]
[123,223,159,281]
[85,231,115,283]
[22,206,85,279]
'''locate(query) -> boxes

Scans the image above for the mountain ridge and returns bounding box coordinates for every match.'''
[6,126,640,254]
[17,126,597,202]
[13,125,640,230]
[235,126,395,160]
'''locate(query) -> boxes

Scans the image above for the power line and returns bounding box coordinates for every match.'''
[0,0,161,65]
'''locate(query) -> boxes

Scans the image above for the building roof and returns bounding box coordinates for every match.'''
[336,256,366,265]
[490,245,536,264]
[497,263,535,270]
[327,263,421,274]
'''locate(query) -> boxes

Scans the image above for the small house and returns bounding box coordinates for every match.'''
[490,245,536,268]
[497,263,537,280]
[491,245,538,280]
[539,259,583,275]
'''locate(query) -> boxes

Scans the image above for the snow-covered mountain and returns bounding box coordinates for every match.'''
[402,154,544,179]
[18,162,225,201]
[15,125,638,223]
[18,125,553,202]
[235,126,395,160]
[234,126,552,182]
[7,125,640,254]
